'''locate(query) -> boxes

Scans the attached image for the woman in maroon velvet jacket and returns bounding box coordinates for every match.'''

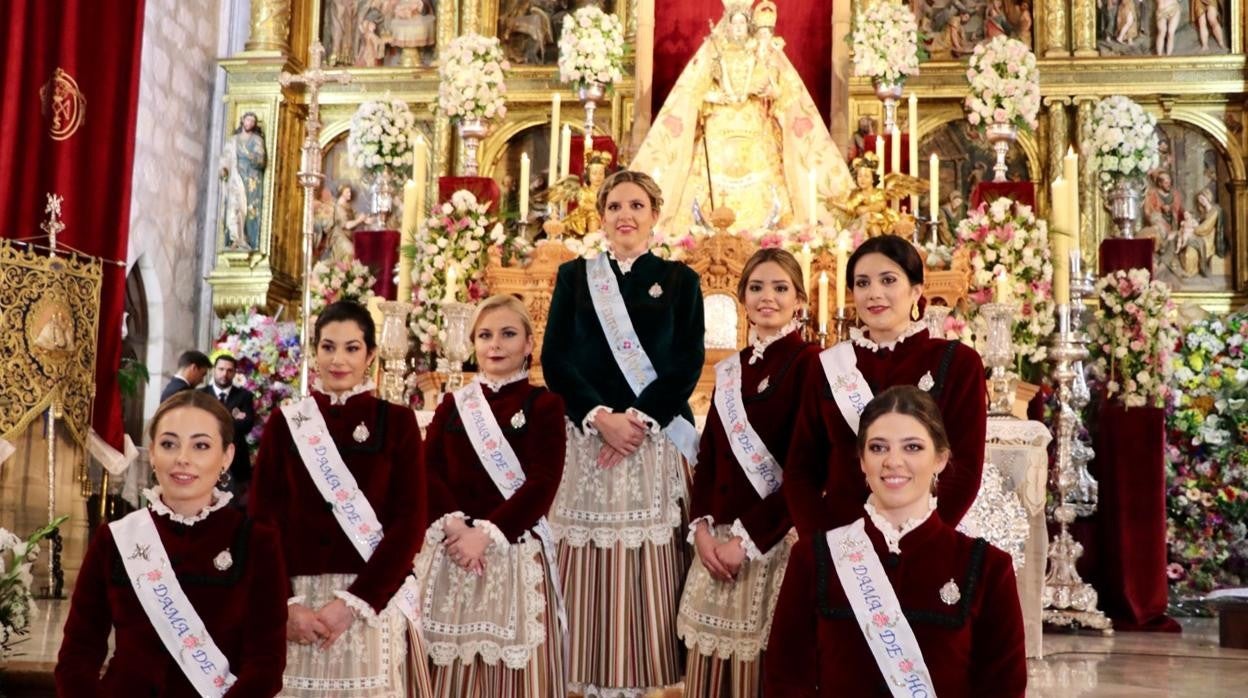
[418,294,567,697]
[768,386,1024,696]
[57,391,287,697]
[249,301,429,696]
[679,248,820,697]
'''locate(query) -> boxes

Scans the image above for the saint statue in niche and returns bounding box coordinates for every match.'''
[220,113,266,251]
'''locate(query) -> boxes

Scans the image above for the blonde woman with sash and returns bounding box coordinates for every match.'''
[541,170,706,697]
[772,386,1025,696]
[250,301,430,697]
[57,391,287,696]
[418,294,567,696]
[680,248,819,696]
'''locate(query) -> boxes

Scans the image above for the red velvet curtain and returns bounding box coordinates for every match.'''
[653,0,834,125]
[0,0,147,451]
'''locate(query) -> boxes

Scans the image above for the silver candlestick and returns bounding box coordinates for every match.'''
[441,301,475,393]
[1043,304,1113,633]
[1068,250,1098,516]
[980,302,1018,417]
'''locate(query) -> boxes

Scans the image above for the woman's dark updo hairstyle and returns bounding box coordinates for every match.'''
[856,385,951,461]
[314,301,377,351]
[846,235,925,289]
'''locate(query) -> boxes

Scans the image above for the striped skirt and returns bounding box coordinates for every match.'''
[280,573,432,698]
[551,424,690,697]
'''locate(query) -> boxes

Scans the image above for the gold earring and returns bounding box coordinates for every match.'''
[911,302,921,321]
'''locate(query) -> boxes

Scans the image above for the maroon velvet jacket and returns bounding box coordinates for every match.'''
[56,506,287,697]
[783,327,988,536]
[765,514,1026,697]
[425,380,566,540]
[688,331,820,554]
[249,390,425,613]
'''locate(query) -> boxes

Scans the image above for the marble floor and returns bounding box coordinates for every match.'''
[3,603,1245,696]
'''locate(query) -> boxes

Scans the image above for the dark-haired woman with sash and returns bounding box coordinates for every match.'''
[679,248,820,697]
[541,170,705,696]
[249,301,430,696]
[417,294,567,697]
[775,385,1025,696]
[57,391,287,696]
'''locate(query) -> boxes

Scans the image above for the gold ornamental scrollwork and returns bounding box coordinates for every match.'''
[0,240,102,445]
[1043,0,1069,57]
[39,68,86,142]
[246,0,292,53]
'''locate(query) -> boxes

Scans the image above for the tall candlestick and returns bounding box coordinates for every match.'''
[397,179,418,302]
[929,153,940,229]
[908,94,919,212]
[818,271,830,332]
[807,170,818,226]
[798,243,812,295]
[559,125,572,182]
[444,264,459,303]
[1052,233,1070,305]
[835,235,849,310]
[1051,176,1069,236]
[413,134,427,219]
[1064,147,1080,252]
[548,93,561,187]
[519,152,531,220]
[875,137,885,182]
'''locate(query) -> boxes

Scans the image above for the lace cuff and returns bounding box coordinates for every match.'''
[287,595,307,607]
[582,405,611,434]
[428,511,509,549]
[625,407,661,434]
[334,590,381,627]
[730,519,765,561]
[687,515,715,545]
[472,518,511,549]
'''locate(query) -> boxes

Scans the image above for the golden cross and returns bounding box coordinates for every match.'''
[40,193,66,251]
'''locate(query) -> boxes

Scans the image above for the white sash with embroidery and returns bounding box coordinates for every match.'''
[826,519,938,698]
[585,254,699,463]
[111,509,236,697]
[713,355,782,498]
[819,343,875,435]
[451,381,568,633]
[281,396,420,622]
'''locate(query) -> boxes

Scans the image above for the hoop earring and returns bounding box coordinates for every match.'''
[911,302,921,321]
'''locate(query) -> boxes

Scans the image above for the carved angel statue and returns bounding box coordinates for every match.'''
[546,150,612,237]
[830,151,928,238]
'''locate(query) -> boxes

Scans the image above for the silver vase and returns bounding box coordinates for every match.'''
[873,80,904,135]
[980,302,1018,416]
[367,169,396,230]
[985,122,1017,183]
[1105,178,1144,239]
[577,81,606,137]
[457,117,490,177]
[440,300,475,393]
[377,300,412,405]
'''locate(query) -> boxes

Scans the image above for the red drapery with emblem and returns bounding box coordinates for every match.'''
[653,0,834,125]
[0,0,147,452]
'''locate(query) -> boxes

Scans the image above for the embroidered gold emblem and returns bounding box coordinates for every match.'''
[939,578,960,605]
[353,422,370,442]
[40,68,86,141]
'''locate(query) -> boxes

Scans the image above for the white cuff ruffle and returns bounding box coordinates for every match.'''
[730,518,765,561]
[687,515,715,545]
[429,511,510,549]
[334,590,381,626]
[287,595,307,607]
[582,405,611,434]
[625,408,660,434]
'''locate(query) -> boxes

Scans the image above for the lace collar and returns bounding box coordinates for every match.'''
[312,378,377,405]
[864,495,938,554]
[746,320,803,365]
[607,248,650,274]
[475,368,529,393]
[145,486,233,526]
[849,321,927,353]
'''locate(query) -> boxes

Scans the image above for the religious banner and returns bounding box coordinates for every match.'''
[0,239,102,447]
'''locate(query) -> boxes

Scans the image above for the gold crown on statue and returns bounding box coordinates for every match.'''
[851,151,881,173]
[722,0,753,18]
[586,149,613,167]
[753,0,777,28]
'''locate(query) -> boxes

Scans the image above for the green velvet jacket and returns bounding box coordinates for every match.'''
[540,252,705,430]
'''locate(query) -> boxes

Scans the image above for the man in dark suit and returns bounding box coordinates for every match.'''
[200,353,257,506]
[159,350,211,402]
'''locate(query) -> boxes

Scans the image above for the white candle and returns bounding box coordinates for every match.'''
[519,153,530,220]
[995,270,1010,305]
[1064,147,1080,253]
[835,236,849,311]
[798,243,812,296]
[929,153,940,226]
[818,271,830,332]
[548,93,561,187]
[890,127,901,181]
[807,170,818,226]
[875,137,885,183]
[444,264,459,303]
[1051,176,1069,236]
[559,125,572,181]
[908,94,918,212]
[413,134,427,217]
[398,178,418,301]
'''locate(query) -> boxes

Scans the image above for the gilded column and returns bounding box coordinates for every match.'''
[461,0,481,34]
[1046,97,1070,185]
[1071,0,1098,56]
[245,0,292,54]
[435,0,459,180]
[1074,97,1097,261]
[1044,0,1070,57]
[1231,180,1248,288]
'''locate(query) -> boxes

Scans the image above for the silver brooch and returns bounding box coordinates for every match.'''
[918,371,935,392]
[757,376,770,393]
[510,410,526,429]
[648,283,663,298]
[213,550,233,571]
[939,578,960,605]
[353,422,370,443]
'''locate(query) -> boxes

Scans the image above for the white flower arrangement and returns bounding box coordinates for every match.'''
[408,190,531,353]
[347,97,420,177]
[955,197,1055,376]
[309,259,377,317]
[558,6,625,88]
[1,517,66,659]
[850,1,921,85]
[963,36,1040,133]
[1087,269,1177,408]
[1085,96,1160,189]
[434,34,509,123]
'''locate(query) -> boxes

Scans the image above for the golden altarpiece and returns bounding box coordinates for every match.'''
[209,0,1248,362]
